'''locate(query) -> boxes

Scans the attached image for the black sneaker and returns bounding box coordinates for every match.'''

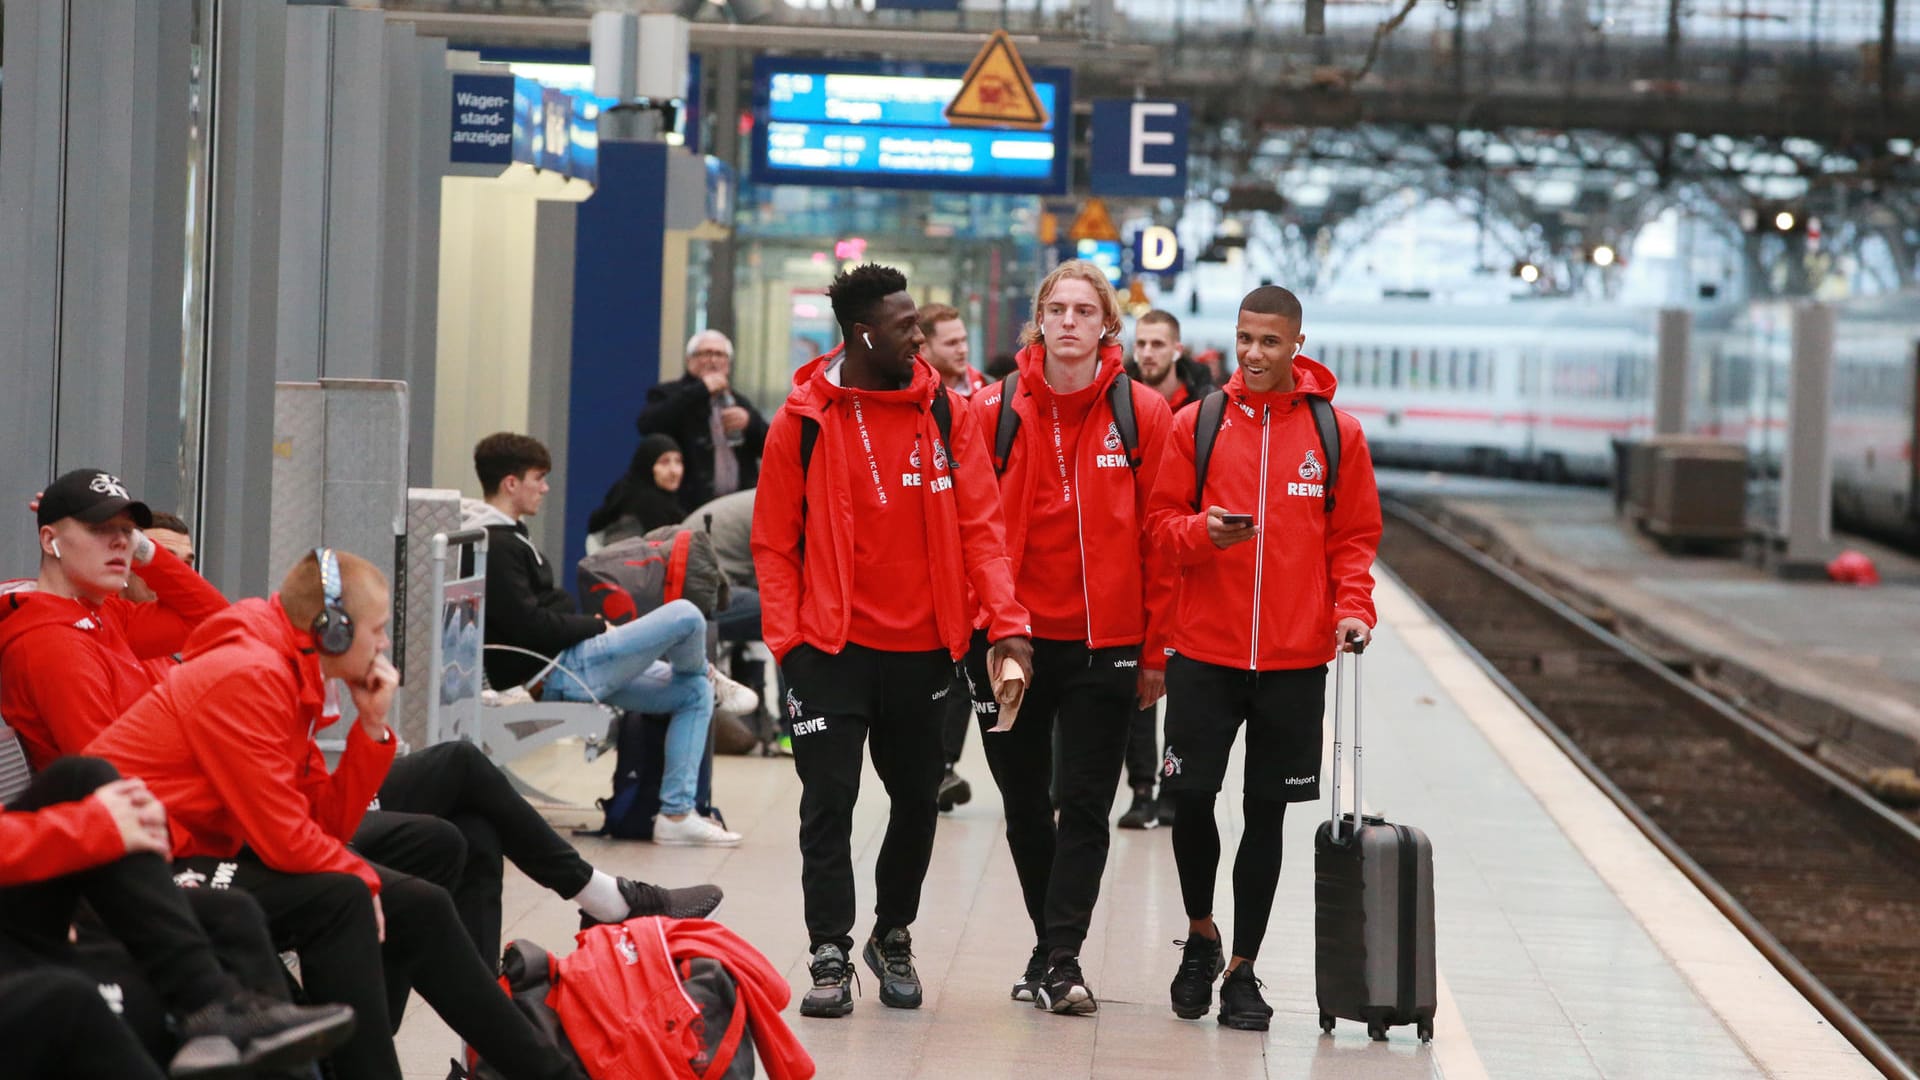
[171,991,357,1077]
[1117,786,1158,829]
[862,927,923,1009]
[1217,963,1274,1031]
[1035,953,1097,1016]
[937,767,972,812]
[580,877,724,930]
[1010,943,1048,1002]
[800,944,857,1018]
[1169,935,1225,1019]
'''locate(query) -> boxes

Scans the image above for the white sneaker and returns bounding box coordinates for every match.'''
[653,812,743,847]
[709,664,759,718]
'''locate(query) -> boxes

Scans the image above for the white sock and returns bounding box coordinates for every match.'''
[571,869,630,922]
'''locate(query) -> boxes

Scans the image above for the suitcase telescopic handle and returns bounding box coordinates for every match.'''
[1329,643,1364,844]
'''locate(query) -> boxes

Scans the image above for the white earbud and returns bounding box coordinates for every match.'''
[862,332,873,348]
[50,539,62,560]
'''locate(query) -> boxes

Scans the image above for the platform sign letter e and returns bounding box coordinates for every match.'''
[1090,100,1189,198]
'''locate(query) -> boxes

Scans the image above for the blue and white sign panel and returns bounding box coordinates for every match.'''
[1089,100,1190,198]
[450,74,515,165]
[1133,226,1184,276]
[751,57,1072,195]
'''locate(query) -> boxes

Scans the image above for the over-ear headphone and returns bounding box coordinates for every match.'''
[49,539,62,560]
[310,547,355,657]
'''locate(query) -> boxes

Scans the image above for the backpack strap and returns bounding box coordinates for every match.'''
[1190,389,1228,511]
[931,384,954,454]
[1306,395,1341,513]
[699,976,750,1080]
[991,371,1020,475]
[1106,372,1141,469]
[799,416,820,477]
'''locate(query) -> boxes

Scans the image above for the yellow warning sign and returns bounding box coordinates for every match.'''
[1069,197,1120,243]
[943,30,1049,130]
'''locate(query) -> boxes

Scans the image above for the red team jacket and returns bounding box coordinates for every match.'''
[86,597,396,895]
[0,796,126,886]
[971,342,1176,667]
[1146,357,1382,671]
[549,917,814,1080]
[0,547,228,769]
[752,348,1029,663]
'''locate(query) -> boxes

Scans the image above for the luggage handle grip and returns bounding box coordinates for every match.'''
[1329,648,1363,844]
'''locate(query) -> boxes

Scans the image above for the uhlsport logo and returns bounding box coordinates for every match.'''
[1162,747,1183,778]
[90,473,131,499]
[1104,422,1122,452]
[1299,448,1324,482]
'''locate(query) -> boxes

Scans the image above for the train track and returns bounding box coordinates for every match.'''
[1379,501,1920,1079]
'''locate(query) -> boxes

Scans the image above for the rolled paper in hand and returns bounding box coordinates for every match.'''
[989,655,1026,732]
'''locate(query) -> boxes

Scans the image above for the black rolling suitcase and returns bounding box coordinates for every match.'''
[1313,646,1438,1042]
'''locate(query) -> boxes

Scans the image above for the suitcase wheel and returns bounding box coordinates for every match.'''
[1417,1020,1433,1043]
[1318,1013,1335,1035]
[1367,1020,1388,1041]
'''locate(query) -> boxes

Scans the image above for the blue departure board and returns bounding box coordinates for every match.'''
[750,57,1072,195]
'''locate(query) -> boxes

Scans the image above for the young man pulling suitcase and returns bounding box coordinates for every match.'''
[1144,285,1383,1030]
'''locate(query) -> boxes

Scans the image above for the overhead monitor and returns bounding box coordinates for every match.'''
[1076,239,1123,286]
[750,56,1072,195]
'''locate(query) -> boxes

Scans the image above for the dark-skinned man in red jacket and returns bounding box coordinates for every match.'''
[1147,285,1382,1032]
[752,262,1033,1020]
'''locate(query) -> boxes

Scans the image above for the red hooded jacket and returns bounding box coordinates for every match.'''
[548,916,814,1080]
[84,596,395,895]
[751,348,1028,663]
[0,796,126,886]
[0,548,229,769]
[971,342,1175,667]
[1146,357,1382,671]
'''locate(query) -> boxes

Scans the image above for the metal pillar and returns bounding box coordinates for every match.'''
[0,0,193,572]
[705,46,740,337]
[1778,302,1836,572]
[1654,308,1691,436]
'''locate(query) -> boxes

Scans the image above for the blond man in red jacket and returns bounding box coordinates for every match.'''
[88,550,585,1080]
[1148,285,1382,1032]
[753,263,1032,1020]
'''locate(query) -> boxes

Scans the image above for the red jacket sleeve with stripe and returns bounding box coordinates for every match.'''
[117,547,230,660]
[0,798,126,886]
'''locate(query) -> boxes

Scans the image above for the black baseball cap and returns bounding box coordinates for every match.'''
[37,469,154,529]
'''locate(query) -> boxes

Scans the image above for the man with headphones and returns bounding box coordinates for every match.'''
[88,549,588,1080]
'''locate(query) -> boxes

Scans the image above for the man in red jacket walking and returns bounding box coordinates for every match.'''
[966,260,1174,1015]
[752,263,1032,1019]
[1146,285,1382,1032]
[88,550,585,1080]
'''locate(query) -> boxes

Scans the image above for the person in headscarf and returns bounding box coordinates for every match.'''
[589,435,689,541]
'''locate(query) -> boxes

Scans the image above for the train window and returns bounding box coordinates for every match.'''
[1390,348,1404,388]
[1467,349,1483,391]
[1447,349,1462,391]
[1371,347,1384,387]
[1409,348,1423,388]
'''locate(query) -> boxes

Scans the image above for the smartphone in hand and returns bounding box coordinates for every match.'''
[1220,513,1254,527]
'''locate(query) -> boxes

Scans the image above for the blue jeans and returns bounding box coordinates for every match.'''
[546,599,713,816]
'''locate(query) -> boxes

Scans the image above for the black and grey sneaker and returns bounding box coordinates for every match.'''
[1035,953,1097,1016]
[1217,963,1274,1031]
[171,991,357,1077]
[937,767,972,812]
[1010,943,1049,1002]
[801,944,857,1018]
[1169,935,1225,1019]
[1117,786,1158,830]
[580,877,724,930]
[862,927,923,1009]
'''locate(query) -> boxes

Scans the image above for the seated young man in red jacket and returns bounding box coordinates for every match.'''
[87,550,587,1080]
[965,261,1175,1015]
[1145,285,1382,1032]
[1,471,715,969]
[1,755,354,1077]
[752,262,1033,1019]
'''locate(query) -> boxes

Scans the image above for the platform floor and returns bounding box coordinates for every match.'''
[1382,470,1920,766]
[393,573,1872,1079]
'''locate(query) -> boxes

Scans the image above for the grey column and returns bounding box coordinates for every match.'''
[0,0,192,568]
[198,0,289,598]
[704,46,740,336]
[407,37,452,484]
[528,200,582,562]
[1780,302,1836,560]
[1654,307,1690,436]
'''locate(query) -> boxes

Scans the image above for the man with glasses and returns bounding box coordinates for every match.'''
[637,330,769,513]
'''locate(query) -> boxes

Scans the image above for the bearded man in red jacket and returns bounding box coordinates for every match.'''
[752,262,1032,1020]
[1147,285,1383,1032]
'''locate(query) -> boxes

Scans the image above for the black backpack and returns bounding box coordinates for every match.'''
[584,711,718,841]
[798,386,954,476]
[987,371,1141,475]
[1191,390,1342,513]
